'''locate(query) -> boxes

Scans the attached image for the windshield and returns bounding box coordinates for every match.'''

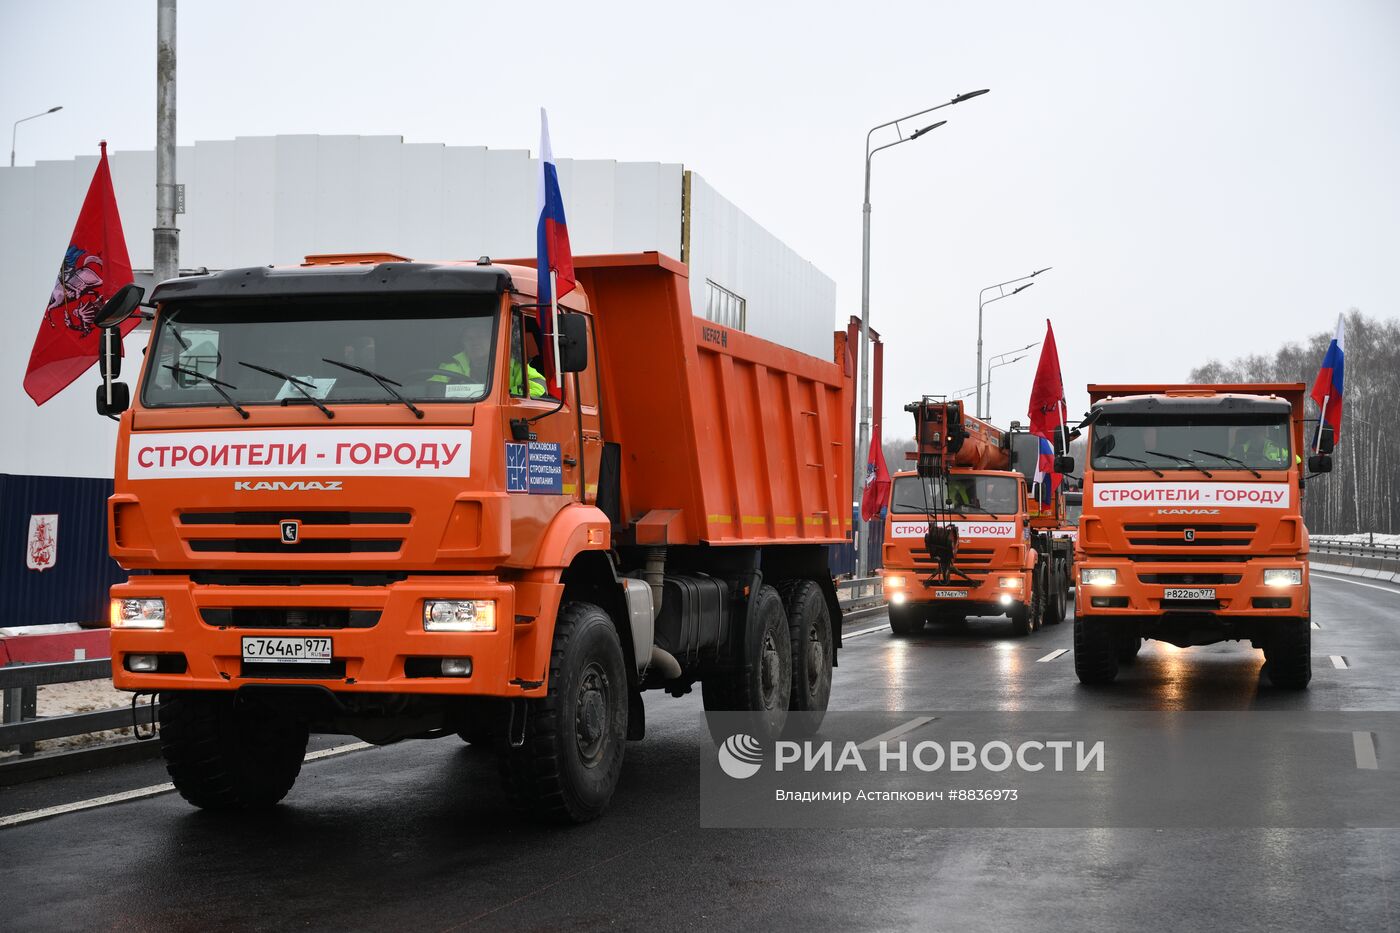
[141,296,499,409]
[890,474,1021,515]
[1090,413,1292,472]
[1064,495,1083,523]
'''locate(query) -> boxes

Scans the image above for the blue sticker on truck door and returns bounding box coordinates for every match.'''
[505,443,529,493]
[527,442,563,494]
[505,441,563,494]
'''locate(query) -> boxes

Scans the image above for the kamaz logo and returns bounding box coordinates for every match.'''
[233,481,343,491]
[1156,508,1220,515]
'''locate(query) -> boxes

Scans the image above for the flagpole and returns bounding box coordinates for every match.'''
[550,268,562,389]
[1313,394,1329,452]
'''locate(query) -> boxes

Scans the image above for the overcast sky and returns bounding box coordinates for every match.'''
[3,0,1397,434]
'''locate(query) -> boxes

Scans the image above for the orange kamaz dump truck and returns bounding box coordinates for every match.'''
[1072,383,1333,688]
[93,252,852,821]
[879,399,1072,636]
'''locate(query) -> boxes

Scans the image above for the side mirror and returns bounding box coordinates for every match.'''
[1054,455,1076,474]
[94,283,146,329]
[96,380,130,416]
[1317,423,1336,455]
[557,312,588,374]
[1054,425,1079,449]
[1307,453,1333,474]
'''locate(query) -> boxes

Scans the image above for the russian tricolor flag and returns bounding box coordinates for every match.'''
[1033,435,1059,506]
[536,108,575,390]
[1309,314,1345,443]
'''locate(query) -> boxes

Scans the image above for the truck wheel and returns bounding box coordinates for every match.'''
[888,604,925,636]
[1044,562,1068,625]
[702,584,792,741]
[1117,633,1143,664]
[1073,617,1120,684]
[158,692,308,811]
[499,601,629,822]
[1263,618,1312,690]
[1009,602,1031,637]
[780,580,833,727]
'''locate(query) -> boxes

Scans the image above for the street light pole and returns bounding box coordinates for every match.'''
[976,267,1050,417]
[154,0,180,285]
[855,88,989,577]
[10,106,63,168]
[983,341,1039,422]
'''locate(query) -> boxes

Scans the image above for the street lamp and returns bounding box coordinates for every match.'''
[10,106,63,168]
[976,267,1049,417]
[983,341,1040,422]
[855,88,990,576]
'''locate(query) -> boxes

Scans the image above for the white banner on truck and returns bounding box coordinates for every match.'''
[126,429,472,479]
[1091,482,1291,509]
[890,520,1017,540]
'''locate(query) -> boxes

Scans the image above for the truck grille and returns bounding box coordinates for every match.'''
[910,546,995,578]
[180,510,411,525]
[1123,522,1258,549]
[1139,573,1243,585]
[178,510,410,557]
[188,539,401,554]
[201,607,381,629]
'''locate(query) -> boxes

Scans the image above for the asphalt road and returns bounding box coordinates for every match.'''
[2,572,1397,932]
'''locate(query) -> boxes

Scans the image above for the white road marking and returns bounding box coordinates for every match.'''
[1354,731,1379,770]
[0,741,370,830]
[1311,572,1400,594]
[1311,621,1321,630]
[857,715,937,751]
[1330,655,1349,669]
[845,624,889,639]
[1036,648,1069,662]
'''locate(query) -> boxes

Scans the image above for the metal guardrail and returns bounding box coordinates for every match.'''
[837,575,886,623]
[0,659,155,758]
[1310,537,1400,559]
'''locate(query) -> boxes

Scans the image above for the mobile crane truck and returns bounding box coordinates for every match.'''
[1072,383,1333,688]
[92,251,853,821]
[879,398,1071,636]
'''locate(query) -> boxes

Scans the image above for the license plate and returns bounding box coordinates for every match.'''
[934,590,967,598]
[241,636,333,664]
[1163,587,1216,601]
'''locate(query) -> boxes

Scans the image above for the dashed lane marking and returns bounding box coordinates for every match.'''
[845,624,889,639]
[1311,621,1321,630]
[1330,655,1350,669]
[1036,648,1069,662]
[1354,731,1379,770]
[857,716,937,751]
[0,741,371,830]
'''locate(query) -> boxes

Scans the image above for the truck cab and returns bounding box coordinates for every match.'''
[1073,383,1320,688]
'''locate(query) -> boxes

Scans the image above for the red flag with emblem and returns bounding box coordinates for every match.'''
[1027,319,1066,443]
[24,142,137,406]
[860,428,891,521]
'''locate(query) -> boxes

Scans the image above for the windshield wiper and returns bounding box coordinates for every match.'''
[163,364,248,419]
[320,359,423,419]
[160,316,190,350]
[1145,450,1213,478]
[238,361,334,419]
[1098,454,1165,477]
[1192,449,1263,479]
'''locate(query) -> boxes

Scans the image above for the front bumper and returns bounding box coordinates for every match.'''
[883,568,1030,615]
[1074,559,1309,619]
[109,575,560,697]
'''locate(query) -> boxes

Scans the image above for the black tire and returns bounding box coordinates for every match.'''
[1044,561,1068,625]
[780,580,833,723]
[1074,616,1120,684]
[1117,632,1143,664]
[1029,570,1046,632]
[158,692,308,811]
[1009,600,1032,637]
[702,584,792,741]
[1264,617,1312,690]
[499,601,629,823]
[888,604,926,637]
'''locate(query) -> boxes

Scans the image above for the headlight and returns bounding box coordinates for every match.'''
[884,575,905,589]
[1263,568,1303,587]
[998,577,1022,589]
[889,591,908,605]
[112,598,166,629]
[1081,568,1117,587]
[423,599,497,632]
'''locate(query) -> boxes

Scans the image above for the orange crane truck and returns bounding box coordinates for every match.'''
[92,252,853,821]
[879,399,1072,636]
[1071,383,1333,688]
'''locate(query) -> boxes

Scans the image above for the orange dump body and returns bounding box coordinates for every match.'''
[1076,383,1311,635]
[107,252,851,699]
